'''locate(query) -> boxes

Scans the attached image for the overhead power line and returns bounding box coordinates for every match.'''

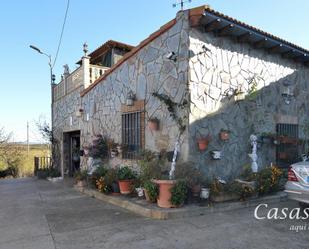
[52,0,70,69]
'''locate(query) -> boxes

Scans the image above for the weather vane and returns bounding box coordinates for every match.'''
[173,0,192,10]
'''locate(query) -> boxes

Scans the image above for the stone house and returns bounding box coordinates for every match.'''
[52,5,309,179]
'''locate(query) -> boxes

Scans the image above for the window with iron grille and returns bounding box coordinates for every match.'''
[121,112,143,159]
[276,123,299,168]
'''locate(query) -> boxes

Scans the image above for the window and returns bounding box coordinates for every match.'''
[122,111,144,159]
[276,123,299,168]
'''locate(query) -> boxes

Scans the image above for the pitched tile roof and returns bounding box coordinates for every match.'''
[81,19,176,97]
[189,5,309,64]
[81,5,308,97]
[76,40,134,65]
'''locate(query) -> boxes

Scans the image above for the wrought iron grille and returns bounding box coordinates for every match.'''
[276,123,299,168]
[121,111,142,159]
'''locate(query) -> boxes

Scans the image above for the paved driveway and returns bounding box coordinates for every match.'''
[0,178,308,249]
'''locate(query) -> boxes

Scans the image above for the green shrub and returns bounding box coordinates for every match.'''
[144,181,159,202]
[104,168,118,186]
[93,165,107,178]
[36,168,50,179]
[48,168,61,177]
[210,178,256,201]
[88,135,109,159]
[170,180,188,206]
[74,170,88,181]
[117,166,136,180]
[174,162,203,188]
[240,164,257,181]
[256,166,283,195]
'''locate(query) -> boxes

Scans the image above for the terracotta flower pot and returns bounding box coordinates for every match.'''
[118,180,133,194]
[148,119,159,131]
[220,131,229,140]
[191,184,201,197]
[197,139,209,151]
[153,179,176,208]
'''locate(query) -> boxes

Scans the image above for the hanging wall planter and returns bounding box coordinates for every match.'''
[197,136,211,151]
[211,150,222,160]
[148,118,160,131]
[126,90,135,106]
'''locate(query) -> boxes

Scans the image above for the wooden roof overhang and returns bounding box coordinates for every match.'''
[190,6,309,67]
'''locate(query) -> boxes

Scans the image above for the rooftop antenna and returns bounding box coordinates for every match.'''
[172,0,192,10]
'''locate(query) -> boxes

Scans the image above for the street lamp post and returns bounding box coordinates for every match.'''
[30,45,56,166]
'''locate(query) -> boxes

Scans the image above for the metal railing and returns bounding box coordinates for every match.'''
[34,156,52,175]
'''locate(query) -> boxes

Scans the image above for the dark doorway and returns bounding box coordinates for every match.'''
[63,131,81,176]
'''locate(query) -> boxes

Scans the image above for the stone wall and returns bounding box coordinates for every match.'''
[53,10,191,172]
[188,27,309,180]
[53,85,83,174]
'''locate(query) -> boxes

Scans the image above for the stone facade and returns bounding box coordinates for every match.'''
[188,28,309,179]
[53,8,309,180]
[53,11,190,173]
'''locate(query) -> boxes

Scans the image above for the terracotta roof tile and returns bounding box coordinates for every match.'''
[76,40,134,65]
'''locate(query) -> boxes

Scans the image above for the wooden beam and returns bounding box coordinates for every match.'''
[237,32,253,42]
[217,24,234,36]
[254,38,268,49]
[281,49,297,59]
[204,18,221,32]
[268,44,283,54]
[293,54,308,62]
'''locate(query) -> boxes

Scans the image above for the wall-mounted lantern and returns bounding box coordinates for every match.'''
[166,51,177,62]
[211,150,222,160]
[281,85,294,105]
[126,90,135,106]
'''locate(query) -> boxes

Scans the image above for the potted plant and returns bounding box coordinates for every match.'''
[219,129,230,140]
[210,178,241,202]
[74,170,88,187]
[143,180,159,202]
[104,168,120,194]
[117,166,136,194]
[90,165,107,189]
[170,179,188,207]
[260,132,275,144]
[153,177,177,208]
[148,117,160,131]
[174,162,203,198]
[197,135,211,151]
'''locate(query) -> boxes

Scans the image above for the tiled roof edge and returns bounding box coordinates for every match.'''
[80,18,176,97]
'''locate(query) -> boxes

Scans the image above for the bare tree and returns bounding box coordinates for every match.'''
[35,116,52,144]
[0,128,23,177]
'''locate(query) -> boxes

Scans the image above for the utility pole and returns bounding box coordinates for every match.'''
[27,121,29,156]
